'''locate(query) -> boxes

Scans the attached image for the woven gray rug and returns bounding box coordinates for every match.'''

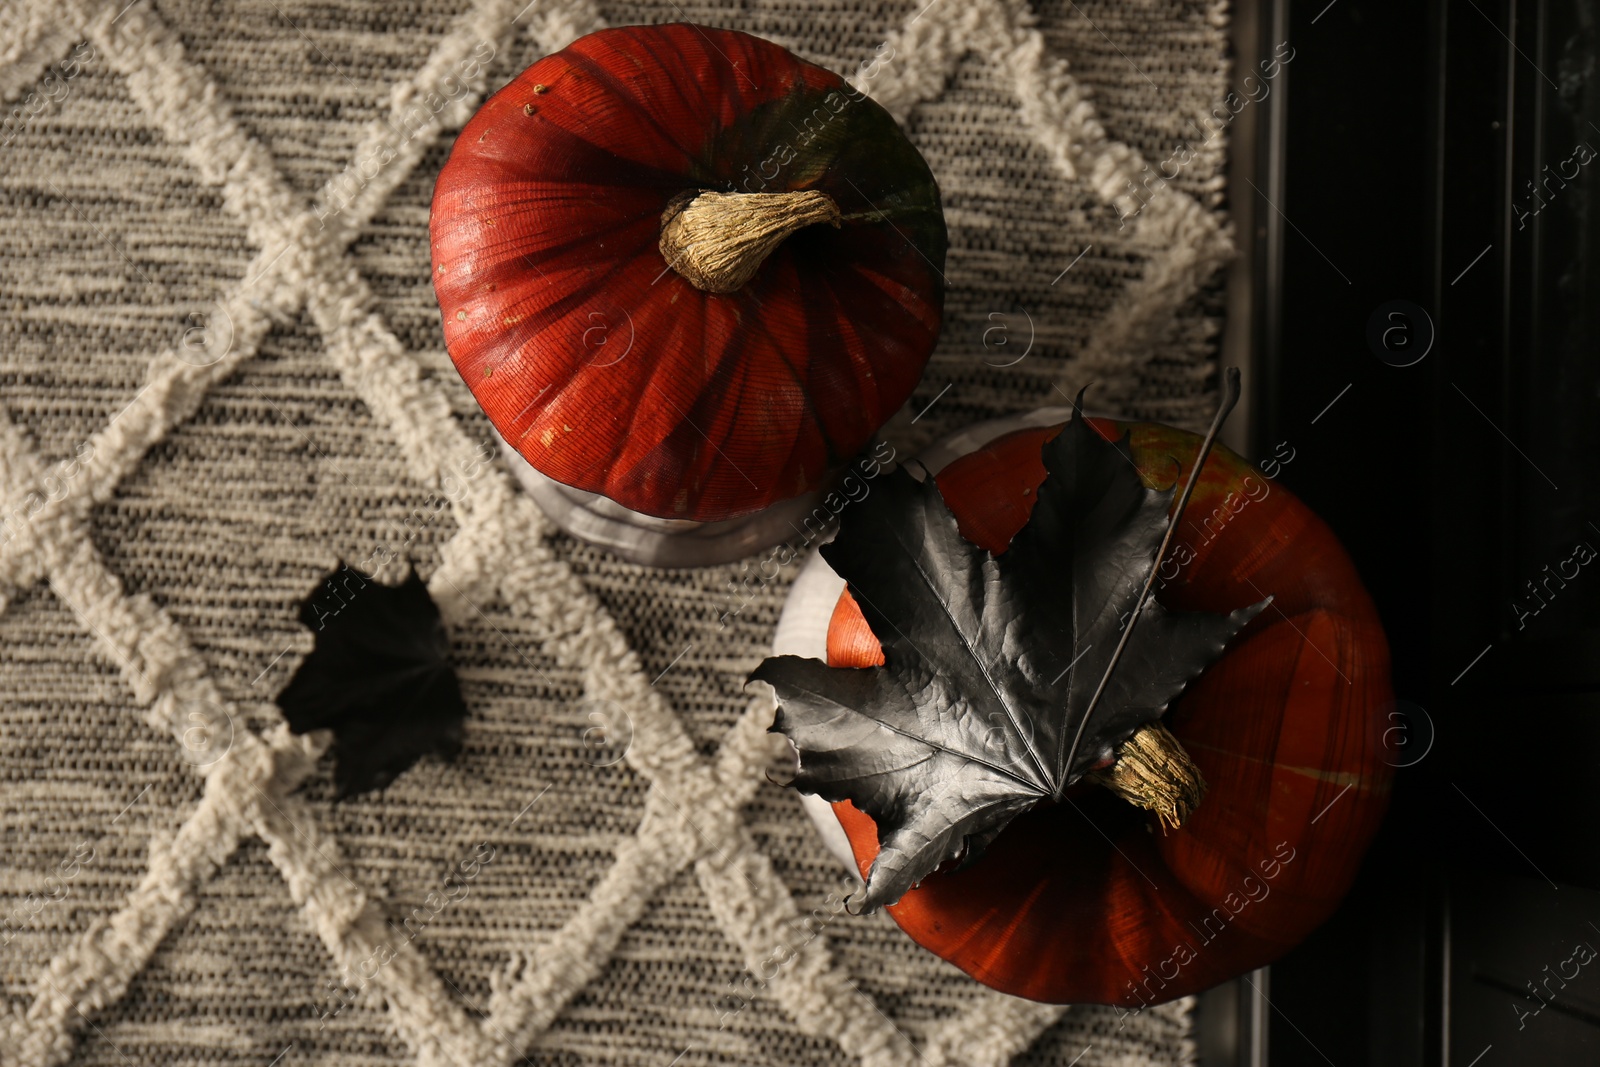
[0,0,1234,1063]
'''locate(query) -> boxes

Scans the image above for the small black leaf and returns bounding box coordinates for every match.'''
[276,562,466,798]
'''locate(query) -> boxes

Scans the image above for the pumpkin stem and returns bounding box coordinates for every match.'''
[660,189,841,293]
[1087,722,1205,831]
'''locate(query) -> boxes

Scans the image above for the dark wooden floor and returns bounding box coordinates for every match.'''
[1205,1,1600,1064]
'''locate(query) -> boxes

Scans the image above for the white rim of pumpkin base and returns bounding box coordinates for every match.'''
[492,427,841,568]
[770,404,1102,878]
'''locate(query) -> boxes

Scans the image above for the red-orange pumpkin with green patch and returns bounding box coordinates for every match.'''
[429,24,946,522]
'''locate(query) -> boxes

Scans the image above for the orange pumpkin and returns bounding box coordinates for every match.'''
[823,417,1394,1006]
[429,25,946,522]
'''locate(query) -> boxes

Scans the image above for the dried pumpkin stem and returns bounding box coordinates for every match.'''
[660,189,841,293]
[1087,722,1205,831]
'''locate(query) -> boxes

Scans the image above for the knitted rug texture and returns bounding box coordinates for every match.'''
[0,0,1235,1063]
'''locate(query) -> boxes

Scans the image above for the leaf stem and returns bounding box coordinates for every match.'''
[1056,367,1243,794]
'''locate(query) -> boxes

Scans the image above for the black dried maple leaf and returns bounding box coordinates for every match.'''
[276,563,466,798]
[752,392,1268,910]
